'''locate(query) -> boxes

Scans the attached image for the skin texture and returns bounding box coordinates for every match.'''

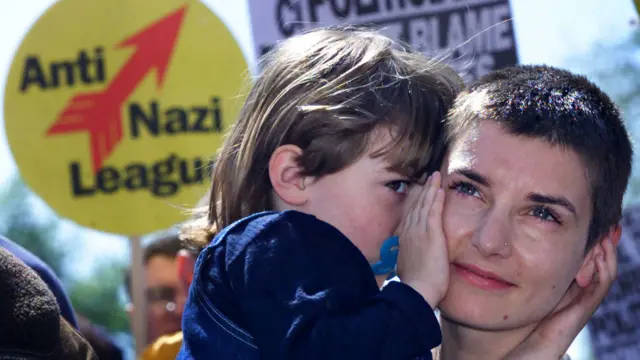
[438,122,618,360]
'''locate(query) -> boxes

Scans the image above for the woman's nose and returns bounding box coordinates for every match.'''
[470,208,513,258]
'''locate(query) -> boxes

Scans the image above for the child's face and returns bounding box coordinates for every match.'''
[302,130,412,263]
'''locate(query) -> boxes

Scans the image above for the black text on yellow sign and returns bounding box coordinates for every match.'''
[4,0,248,235]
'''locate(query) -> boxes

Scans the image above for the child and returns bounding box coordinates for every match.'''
[177,26,462,360]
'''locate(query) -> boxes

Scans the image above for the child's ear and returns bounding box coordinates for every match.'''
[575,224,621,287]
[268,145,309,206]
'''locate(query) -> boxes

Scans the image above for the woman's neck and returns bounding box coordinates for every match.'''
[438,314,538,360]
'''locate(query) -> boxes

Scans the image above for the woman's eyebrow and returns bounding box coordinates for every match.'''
[454,168,490,187]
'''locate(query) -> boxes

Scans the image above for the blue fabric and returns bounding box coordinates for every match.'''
[179,210,441,359]
[0,236,78,329]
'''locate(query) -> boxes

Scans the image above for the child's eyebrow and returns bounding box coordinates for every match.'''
[382,164,419,180]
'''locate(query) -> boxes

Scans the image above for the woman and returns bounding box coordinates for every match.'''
[426,64,629,359]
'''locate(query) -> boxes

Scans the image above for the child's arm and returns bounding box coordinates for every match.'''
[224,212,442,360]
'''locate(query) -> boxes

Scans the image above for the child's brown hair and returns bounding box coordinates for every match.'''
[182,26,462,251]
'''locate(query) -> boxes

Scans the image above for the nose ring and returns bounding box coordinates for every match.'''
[504,242,508,247]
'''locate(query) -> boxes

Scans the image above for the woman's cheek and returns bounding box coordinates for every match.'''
[443,197,483,257]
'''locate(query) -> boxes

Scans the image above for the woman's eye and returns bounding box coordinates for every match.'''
[530,206,561,224]
[451,181,480,198]
[386,181,409,194]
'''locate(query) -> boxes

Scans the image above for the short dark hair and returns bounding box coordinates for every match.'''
[446,65,633,250]
[124,233,183,298]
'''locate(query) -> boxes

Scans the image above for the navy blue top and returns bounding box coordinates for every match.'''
[182,210,441,359]
[0,236,78,329]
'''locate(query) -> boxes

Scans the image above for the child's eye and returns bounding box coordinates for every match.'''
[530,206,562,225]
[386,180,409,194]
[450,181,480,198]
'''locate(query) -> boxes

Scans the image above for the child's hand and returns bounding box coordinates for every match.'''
[503,237,618,360]
[396,171,449,308]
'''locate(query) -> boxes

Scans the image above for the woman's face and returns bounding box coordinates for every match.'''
[439,121,594,331]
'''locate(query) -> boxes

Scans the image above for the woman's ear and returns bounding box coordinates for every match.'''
[575,224,621,287]
[268,145,309,206]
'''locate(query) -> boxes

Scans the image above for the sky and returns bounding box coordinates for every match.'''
[0,0,637,358]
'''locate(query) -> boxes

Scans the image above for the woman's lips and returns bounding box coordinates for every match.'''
[452,262,516,290]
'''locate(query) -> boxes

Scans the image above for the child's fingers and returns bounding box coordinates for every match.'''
[431,171,442,189]
[419,172,441,227]
[427,189,446,242]
[416,172,430,185]
[403,179,427,228]
[420,174,434,205]
[412,176,432,225]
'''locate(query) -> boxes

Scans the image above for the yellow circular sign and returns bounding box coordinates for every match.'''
[4,0,248,235]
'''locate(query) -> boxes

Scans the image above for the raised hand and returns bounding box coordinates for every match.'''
[503,236,618,360]
[396,172,450,309]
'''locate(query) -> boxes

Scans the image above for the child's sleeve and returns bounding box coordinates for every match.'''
[226,213,441,360]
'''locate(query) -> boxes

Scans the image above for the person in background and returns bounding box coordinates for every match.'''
[124,233,185,346]
[0,235,78,328]
[140,237,200,360]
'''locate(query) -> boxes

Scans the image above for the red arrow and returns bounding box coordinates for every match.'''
[46,5,187,173]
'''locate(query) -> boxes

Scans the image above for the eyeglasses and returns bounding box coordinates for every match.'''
[146,286,178,313]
